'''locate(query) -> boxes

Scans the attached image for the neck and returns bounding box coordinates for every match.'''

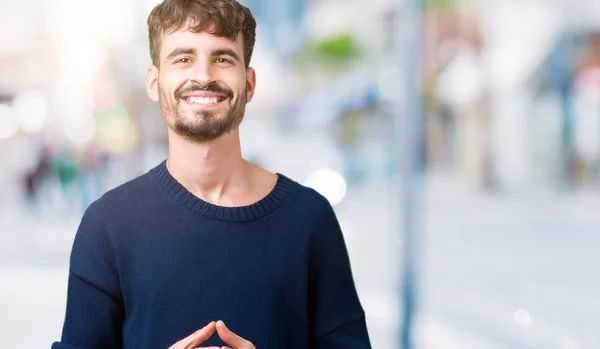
[166,128,250,204]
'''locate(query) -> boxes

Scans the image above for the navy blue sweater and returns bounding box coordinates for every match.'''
[52,161,371,349]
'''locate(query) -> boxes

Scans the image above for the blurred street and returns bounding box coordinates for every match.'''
[4,0,600,347]
[2,172,599,348]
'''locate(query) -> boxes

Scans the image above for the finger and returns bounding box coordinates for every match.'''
[171,322,216,349]
[216,321,252,349]
[184,322,217,349]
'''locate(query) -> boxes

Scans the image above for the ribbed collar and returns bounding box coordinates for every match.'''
[151,160,295,222]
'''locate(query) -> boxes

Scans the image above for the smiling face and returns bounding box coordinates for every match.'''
[145,24,256,143]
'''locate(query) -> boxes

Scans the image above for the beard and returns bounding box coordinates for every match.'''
[159,82,247,143]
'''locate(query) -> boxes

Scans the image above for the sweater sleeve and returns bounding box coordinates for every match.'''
[308,196,372,349]
[52,200,124,349]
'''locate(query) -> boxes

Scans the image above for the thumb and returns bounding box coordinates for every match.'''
[216,321,251,348]
[169,321,216,349]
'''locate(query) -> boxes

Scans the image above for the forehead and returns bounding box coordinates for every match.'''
[160,27,243,58]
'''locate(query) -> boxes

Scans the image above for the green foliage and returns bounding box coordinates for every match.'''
[424,0,460,10]
[313,34,361,61]
[294,33,362,67]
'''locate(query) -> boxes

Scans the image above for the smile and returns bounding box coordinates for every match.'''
[183,96,227,104]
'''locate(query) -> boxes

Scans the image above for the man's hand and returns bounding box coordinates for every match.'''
[168,320,256,349]
[215,320,256,349]
[168,321,218,349]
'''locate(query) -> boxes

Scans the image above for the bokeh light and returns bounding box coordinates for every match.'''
[12,91,48,133]
[64,118,96,144]
[305,168,347,206]
[0,104,19,139]
[514,309,532,325]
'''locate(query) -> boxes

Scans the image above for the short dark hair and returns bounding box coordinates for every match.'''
[147,0,257,68]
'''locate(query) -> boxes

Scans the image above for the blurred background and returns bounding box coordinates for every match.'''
[1,0,600,348]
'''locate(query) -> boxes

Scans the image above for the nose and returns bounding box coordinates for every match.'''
[190,60,215,86]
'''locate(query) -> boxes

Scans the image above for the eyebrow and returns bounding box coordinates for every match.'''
[211,48,241,62]
[165,47,196,61]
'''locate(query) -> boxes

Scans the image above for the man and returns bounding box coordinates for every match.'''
[52,0,372,348]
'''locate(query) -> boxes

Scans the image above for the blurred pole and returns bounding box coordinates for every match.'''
[393,0,423,349]
[561,83,575,189]
[561,33,575,190]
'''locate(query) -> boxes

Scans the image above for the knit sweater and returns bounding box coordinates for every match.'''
[52,160,371,349]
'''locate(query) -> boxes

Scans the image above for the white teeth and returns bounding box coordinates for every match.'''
[185,96,220,104]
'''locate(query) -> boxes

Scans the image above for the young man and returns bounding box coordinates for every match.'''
[52,0,372,348]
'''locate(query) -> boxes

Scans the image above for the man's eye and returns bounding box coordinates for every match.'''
[216,58,231,64]
[176,58,191,64]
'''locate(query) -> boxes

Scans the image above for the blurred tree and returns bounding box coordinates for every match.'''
[313,34,361,62]
[293,33,362,68]
[424,0,461,10]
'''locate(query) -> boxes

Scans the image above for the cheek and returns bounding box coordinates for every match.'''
[222,70,247,91]
[160,72,187,92]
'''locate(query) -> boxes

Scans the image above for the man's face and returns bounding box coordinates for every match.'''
[145,24,256,142]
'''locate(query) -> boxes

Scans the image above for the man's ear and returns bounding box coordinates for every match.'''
[145,66,159,102]
[245,67,256,103]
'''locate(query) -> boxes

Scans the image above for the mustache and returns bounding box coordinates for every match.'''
[175,83,234,100]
